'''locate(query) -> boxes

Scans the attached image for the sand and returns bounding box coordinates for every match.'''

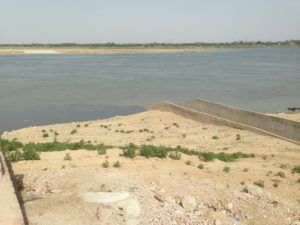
[2,110,300,225]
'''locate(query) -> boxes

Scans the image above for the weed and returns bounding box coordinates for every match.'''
[97,148,107,155]
[262,155,267,160]
[279,164,288,169]
[7,150,23,162]
[84,124,89,127]
[113,161,121,168]
[42,129,46,133]
[172,123,179,128]
[77,124,81,128]
[223,166,230,173]
[253,180,264,188]
[292,165,300,174]
[169,151,181,160]
[54,131,59,136]
[240,181,245,185]
[64,153,72,161]
[70,129,77,135]
[164,127,169,130]
[185,160,192,166]
[122,143,137,159]
[212,135,219,140]
[23,149,40,160]
[140,145,167,158]
[236,134,241,140]
[197,164,204,169]
[200,152,215,161]
[266,171,273,176]
[42,133,49,138]
[102,160,109,168]
[275,171,286,178]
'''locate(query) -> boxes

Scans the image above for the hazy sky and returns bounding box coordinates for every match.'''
[1,0,300,43]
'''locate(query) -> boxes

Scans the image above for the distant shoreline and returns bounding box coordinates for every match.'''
[0,47,213,55]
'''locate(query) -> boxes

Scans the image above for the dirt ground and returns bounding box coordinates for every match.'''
[2,110,300,225]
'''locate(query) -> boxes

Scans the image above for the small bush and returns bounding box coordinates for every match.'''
[253,180,264,188]
[243,168,248,172]
[64,153,72,161]
[169,151,181,160]
[275,171,286,178]
[97,148,107,155]
[102,160,109,168]
[262,155,267,160]
[197,164,204,169]
[140,145,167,158]
[223,166,230,173]
[279,164,288,169]
[212,135,219,140]
[23,149,40,160]
[200,152,215,162]
[0,139,23,153]
[113,161,121,168]
[185,160,192,165]
[297,178,300,184]
[76,124,81,128]
[236,134,241,140]
[42,129,46,133]
[84,124,89,127]
[54,131,59,136]
[182,134,186,138]
[172,123,179,128]
[122,143,137,159]
[273,182,279,188]
[7,150,23,162]
[240,181,245,185]
[42,133,49,138]
[70,129,77,135]
[292,165,300,174]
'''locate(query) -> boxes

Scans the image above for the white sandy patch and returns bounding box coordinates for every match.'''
[22,49,61,54]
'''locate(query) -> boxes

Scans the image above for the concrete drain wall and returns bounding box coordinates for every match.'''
[0,151,25,225]
[147,100,300,145]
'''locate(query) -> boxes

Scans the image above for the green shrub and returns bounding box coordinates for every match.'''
[113,161,121,168]
[200,152,215,161]
[76,124,81,128]
[236,134,241,140]
[292,165,300,174]
[197,164,204,169]
[42,133,49,138]
[54,131,59,136]
[122,143,137,159]
[0,139,23,153]
[84,124,89,127]
[102,160,109,168]
[42,129,46,133]
[23,149,40,160]
[275,171,286,178]
[253,180,264,188]
[64,153,72,161]
[212,135,219,140]
[169,151,181,160]
[70,129,77,135]
[97,148,107,155]
[223,166,230,173]
[262,155,267,160]
[7,150,23,162]
[185,160,192,165]
[240,181,245,185]
[140,145,167,158]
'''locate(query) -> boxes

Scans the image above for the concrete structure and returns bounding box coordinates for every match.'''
[147,100,300,145]
[0,151,26,225]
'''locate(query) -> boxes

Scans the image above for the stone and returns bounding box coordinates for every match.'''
[180,196,197,212]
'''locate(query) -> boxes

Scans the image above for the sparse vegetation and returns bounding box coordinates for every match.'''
[172,123,179,128]
[292,165,300,174]
[113,161,121,168]
[182,133,186,138]
[64,153,72,161]
[279,164,288,169]
[240,181,245,185]
[76,124,81,128]
[254,180,265,188]
[185,160,192,165]
[140,145,168,158]
[7,150,23,162]
[23,149,40,160]
[122,143,137,159]
[197,164,204,169]
[42,133,49,138]
[97,148,107,155]
[223,166,230,173]
[273,182,279,188]
[54,131,59,136]
[169,151,181,160]
[262,155,267,160]
[212,135,219,140]
[243,168,249,172]
[70,129,78,135]
[236,134,241,140]
[84,124,89,127]
[275,171,286,178]
[102,160,109,168]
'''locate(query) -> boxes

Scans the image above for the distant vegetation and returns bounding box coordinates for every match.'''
[1,40,299,49]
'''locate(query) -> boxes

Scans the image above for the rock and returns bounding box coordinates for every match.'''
[242,185,271,201]
[23,191,43,202]
[81,192,130,203]
[180,196,197,212]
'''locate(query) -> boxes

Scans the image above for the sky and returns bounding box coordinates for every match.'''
[0,0,300,44]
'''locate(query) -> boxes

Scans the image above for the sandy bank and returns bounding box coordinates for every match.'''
[2,110,300,225]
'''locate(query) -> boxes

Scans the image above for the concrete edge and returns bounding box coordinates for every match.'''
[146,101,300,146]
[0,150,27,225]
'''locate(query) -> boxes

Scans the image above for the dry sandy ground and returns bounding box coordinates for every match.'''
[0,48,212,55]
[2,110,300,225]
[269,112,300,122]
